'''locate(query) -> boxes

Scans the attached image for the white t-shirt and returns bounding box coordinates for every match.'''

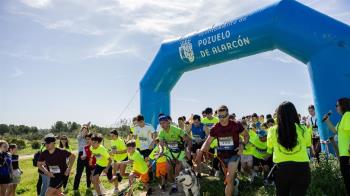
[134,124,155,150]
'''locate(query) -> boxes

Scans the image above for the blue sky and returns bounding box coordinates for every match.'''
[0,0,349,128]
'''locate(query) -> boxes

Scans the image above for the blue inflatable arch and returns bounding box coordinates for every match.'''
[140,0,350,145]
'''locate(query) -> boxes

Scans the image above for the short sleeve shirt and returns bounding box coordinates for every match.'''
[111,138,128,161]
[159,125,186,142]
[38,148,71,175]
[134,124,155,150]
[90,145,110,167]
[210,120,244,159]
[338,112,350,156]
[128,150,148,174]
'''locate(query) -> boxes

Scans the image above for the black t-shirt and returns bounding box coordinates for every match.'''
[11,154,19,170]
[38,148,71,175]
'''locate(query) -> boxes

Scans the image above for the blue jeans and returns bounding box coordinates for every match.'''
[40,173,50,196]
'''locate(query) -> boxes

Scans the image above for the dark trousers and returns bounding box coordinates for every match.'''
[340,156,350,195]
[73,152,92,190]
[37,173,42,195]
[275,162,311,196]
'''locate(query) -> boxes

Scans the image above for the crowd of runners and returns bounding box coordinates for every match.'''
[0,98,349,196]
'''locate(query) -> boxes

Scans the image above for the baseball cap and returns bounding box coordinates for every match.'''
[44,133,56,143]
[257,130,267,137]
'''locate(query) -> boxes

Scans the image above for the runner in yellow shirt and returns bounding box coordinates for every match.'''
[149,138,168,192]
[90,134,114,196]
[121,140,152,196]
[109,129,128,195]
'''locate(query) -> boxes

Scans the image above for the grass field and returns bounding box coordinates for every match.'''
[16,156,273,196]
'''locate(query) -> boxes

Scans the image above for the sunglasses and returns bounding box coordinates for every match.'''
[218,113,229,119]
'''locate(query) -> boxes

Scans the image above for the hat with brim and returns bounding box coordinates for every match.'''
[44,133,56,143]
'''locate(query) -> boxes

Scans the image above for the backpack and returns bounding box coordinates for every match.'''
[33,151,41,167]
[0,153,11,177]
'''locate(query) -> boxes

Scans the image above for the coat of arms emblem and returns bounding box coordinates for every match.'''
[179,39,195,63]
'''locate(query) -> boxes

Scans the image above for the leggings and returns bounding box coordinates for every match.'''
[275,162,310,196]
[340,156,350,195]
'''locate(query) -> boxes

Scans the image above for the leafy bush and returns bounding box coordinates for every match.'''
[31,141,41,149]
[8,138,26,150]
[307,153,346,195]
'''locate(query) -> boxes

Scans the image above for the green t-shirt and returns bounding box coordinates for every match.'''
[159,125,186,142]
[128,150,148,174]
[111,138,128,161]
[90,145,110,167]
[251,136,268,159]
[267,124,310,163]
[243,130,257,156]
[337,112,350,157]
[149,145,167,163]
[201,117,219,128]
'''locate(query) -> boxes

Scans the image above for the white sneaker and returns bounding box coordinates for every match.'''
[215,170,221,177]
[113,188,119,195]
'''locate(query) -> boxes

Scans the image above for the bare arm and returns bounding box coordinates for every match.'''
[37,161,54,177]
[325,118,337,134]
[65,153,76,176]
[196,136,214,163]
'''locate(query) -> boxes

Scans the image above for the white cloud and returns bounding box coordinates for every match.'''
[84,42,135,59]
[11,67,24,78]
[21,0,51,9]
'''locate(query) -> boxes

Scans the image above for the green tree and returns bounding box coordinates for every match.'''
[0,124,9,135]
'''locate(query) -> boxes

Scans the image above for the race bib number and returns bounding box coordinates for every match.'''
[192,135,203,143]
[111,146,117,153]
[94,153,102,159]
[139,136,148,141]
[256,148,267,154]
[218,137,234,150]
[49,166,61,174]
[167,142,179,151]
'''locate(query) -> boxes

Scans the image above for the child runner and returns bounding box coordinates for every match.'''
[90,133,114,196]
[149,137,167,192]
[84,133,96,172]
[110,129,128,195]
[7,144,22,196]
[251,129,271,183]
[121,140,152,196]
[240,121,256,181]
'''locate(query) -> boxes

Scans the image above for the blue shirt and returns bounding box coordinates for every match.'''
[191,123,206,143]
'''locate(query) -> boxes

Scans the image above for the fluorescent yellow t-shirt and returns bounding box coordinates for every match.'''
[267,124,310,163]
[337,112,350,157]
[111,138,128,161]
[149,145,167,163]
[128,150,148,174]
[90,145,110,167]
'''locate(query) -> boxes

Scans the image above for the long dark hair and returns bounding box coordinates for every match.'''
[338,97,350,115]
[276,101,300,150]
[59,136,69,149]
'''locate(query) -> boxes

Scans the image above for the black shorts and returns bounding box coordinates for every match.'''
[253,156,273,167]
[0,175,11,184]
[140,149,152,158]
[49,174,65,189]
[93,165,113,180]
[191,142,204,153]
